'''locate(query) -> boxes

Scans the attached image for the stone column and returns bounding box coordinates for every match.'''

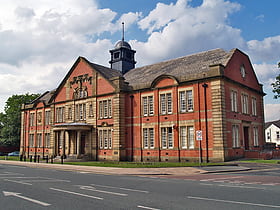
[60,131,65,156]
[65,131,70,155]
[77,131,81,156]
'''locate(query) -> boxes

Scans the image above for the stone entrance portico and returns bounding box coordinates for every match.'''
[53,123,92,158]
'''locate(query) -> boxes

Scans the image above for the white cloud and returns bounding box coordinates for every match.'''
[253,63,279,87]
[247,35,280,62]
[133,0,244,65]
[265,104,280,122]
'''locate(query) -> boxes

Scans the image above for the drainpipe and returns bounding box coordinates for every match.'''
[202,83,209,163]
[157,89,161,162]
[198,83,203,163]
[130,95,134,161]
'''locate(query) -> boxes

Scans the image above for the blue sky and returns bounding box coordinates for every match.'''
[0,0,279,121]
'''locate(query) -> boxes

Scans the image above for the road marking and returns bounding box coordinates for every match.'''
[6,165,27,169]
[27,179,70,183]
[50,188,103,200]
[262,183,278,186]
[80,186,128,196]
[218,184,265,190]
[0,172,24,176]
[4,179,32,185]
[137,205,161,210]
[90,184,149,193]
[200,183,265,189]
[3,191,51,206]
[187,196,280,208]
[246,182,262,185]
[200,176,243,182]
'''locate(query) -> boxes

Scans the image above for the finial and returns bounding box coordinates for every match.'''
[122,22,124,41]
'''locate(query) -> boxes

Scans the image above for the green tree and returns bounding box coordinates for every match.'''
[0,93,40,147]
[271,62,280,99]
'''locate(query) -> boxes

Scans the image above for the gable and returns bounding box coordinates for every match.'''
[53,57,119,103]
[55,59,94,102]
[151,75,178,88]
[224,49,263,92]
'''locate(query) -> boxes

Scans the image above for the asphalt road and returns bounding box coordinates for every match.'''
[1,163,280,210]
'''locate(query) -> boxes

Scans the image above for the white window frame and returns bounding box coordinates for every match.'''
[252,97,257,116]
[143,128,155,149]
[99,129,112,149]
[45,110,51,125]
[160,92,172,115]
[99,99,112,119]
[30,113,35,126]
[241,93,249,114]
[187,126,194,149]
[45,133,50,148]
[230,90,238,112]
[253,127,259,146]
[142,95,154,116]
[232,125,240,148]
[29,134,34,147]
[161,127,173,149]
[179,89,193,113]
[56,107,65,123]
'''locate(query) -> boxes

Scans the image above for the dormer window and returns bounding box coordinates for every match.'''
[240,65,246,78]
[114,52,120,59]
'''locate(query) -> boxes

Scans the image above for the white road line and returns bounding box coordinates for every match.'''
[90,184,149,193]
[218,184,265,190]
[3,191,51,206]
[4,179,32,185]
[200,183,214,186]
[262,183,278,186]
[6,165,27,169]
[0,172,24,176]
[27,179,70,183]
[50,188,103,200]
[80,186,128,196]
[246,182,262,185]
[187,196,280,208]
[200,176,243,182]
[137,205,161,210]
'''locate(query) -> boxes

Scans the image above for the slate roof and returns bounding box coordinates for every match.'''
[87,60,122,79]
[265,120,280,129]
[124,48,234,89]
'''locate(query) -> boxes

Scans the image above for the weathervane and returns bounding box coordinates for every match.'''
[122,22,125,41]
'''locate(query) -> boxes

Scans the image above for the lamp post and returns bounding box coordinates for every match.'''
[202,83,209,163]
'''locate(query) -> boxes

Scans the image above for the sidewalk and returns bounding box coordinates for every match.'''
[0,160,250,176]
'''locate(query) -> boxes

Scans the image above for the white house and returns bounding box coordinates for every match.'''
[265,120,280,146]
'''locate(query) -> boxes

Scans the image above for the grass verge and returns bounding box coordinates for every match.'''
[0,156,19,161]
[239,159,280,164]
[62,161,226,168]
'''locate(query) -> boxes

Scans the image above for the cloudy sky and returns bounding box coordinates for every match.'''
[0,0,279,121]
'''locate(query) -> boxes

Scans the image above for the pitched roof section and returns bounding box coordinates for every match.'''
[124,48,232,89]
[265,120,280,129]
[85,59,122,80]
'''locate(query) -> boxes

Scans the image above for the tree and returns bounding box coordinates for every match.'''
[0,93,40,147]
[271,62,280,99]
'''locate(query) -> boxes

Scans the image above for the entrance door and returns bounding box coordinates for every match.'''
[243,127,249,150]
[81,134,86,154]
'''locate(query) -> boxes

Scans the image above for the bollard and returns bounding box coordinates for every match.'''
[37,155,40,163]
[20,155,23,161]
[34,155,37,163]
[51,156,53,164]
[24,155,26,162]
[61,155,64,164]
[30,155,32,162]
[46,155,48,163]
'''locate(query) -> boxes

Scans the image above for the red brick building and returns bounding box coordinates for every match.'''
[20,40,265,162]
